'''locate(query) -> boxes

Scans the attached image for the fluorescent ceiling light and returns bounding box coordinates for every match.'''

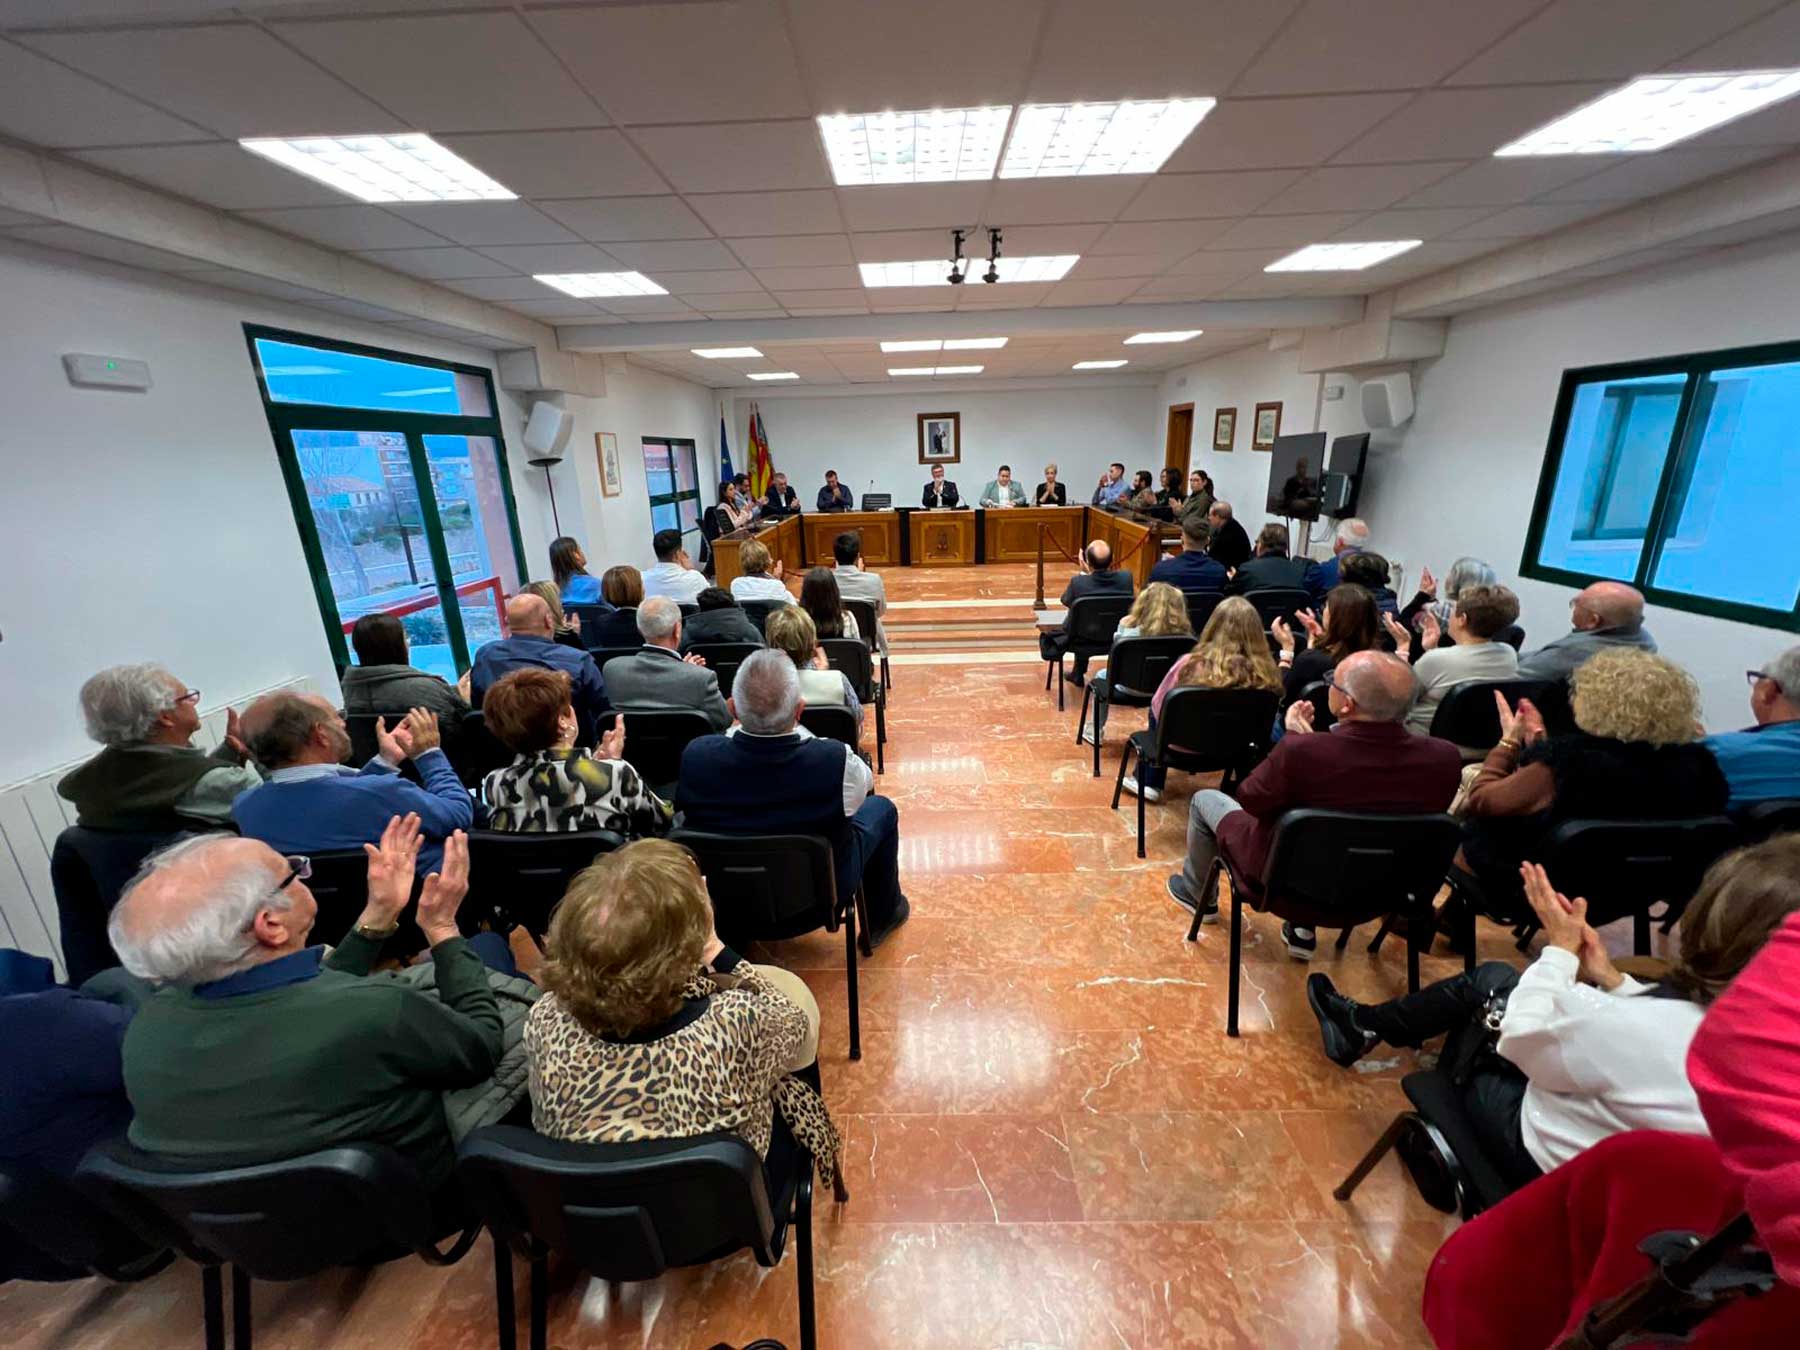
[534,271,667,297]
[879,337,1008,352]
[859,256,1079,286]
[1264,240,1422,272]
[746,371,799,381]
[945,336,1008,349]
[818,106,1011,185]
[887,365,984,376]
[999,99,1214,178]
[1495,71,1800,155]
[880,339,942,352]
[239,133,514,203]
[933,365,986,375]
[691,346,763,358]
[1073,360,1128,369]
[1124,330,1202,344]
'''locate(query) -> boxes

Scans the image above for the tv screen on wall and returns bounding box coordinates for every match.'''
[1264,432,1328,521]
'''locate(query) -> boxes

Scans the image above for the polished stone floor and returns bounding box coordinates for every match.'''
[1,562,1534,1349]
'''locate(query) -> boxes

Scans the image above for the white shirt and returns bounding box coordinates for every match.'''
[1498,946,1707,1173]
[1406,640,1520,733]
[729,575,793,605]
[641,561,708,603]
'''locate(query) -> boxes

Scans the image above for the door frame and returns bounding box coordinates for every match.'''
[1164,402,1196,475]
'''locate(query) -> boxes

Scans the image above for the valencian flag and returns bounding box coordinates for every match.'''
[748,402,776,497]
[718,406,735,481]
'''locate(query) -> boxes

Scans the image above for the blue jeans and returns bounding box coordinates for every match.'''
[839,795,903,933]
[465,931,520,979]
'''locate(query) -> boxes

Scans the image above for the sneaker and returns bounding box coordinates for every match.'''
[1077,725,1098,746]
[1281,922,1317,960]
[1120,774,1162,803]
[1166,874,1218,923]
[1306,974,1377,1068]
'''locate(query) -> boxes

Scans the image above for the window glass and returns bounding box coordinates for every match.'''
[423,434,521,656]
[254,337,493,416]
[642,438,702,549]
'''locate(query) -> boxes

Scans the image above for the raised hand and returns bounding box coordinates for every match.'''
[415,829,469,947]
[1495,690,1522,744]
[1381,613,1414,656]
[1514,698,1547,746]
[1520,861,1587,955]
[223,707,250,759]
[361,813,422,928]
[1296,607,1325,640]
[1283,700,1317,736]
[598,714,626,762]
[1419,565,1438,599]
[457,670,473,701]
[773,560,785,580]
[1577,924,1625,991]
[566,609,582,634]
[1271,616,1297,654]
[684,652,708,667]
[404,706,440,755]
[374,714,412,766]
[1418,609,1442,650]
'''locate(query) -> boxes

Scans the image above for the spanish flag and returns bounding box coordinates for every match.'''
[748,403,776,497]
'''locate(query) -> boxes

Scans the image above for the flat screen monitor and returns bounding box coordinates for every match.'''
[1321,433,1370,518]
[1264,431,1328,521]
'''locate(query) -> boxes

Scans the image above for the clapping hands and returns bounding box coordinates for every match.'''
[1283,700,1317,736]
[1271,616,1297,655]
[1494,694,1546,748]
[416,830,469,947]
[598,714,626,762]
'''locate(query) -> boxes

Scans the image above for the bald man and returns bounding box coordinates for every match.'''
[1516,581,1657,682]
[470,592,610,745]
[1041,539,1136,686]
[109,820,502,1190]
[1167,650,1462,959]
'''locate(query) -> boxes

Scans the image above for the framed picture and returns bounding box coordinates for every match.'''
[917,411,961,465]
[1212,406,1236,451]
[1252,401,1282,450]
[596,431,622,497]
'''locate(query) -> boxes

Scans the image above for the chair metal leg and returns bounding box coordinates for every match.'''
[1110,738,1133,809]
[1226,882,1243,1037]
[1092,697,1104,778]
[1044,657,1053,690]
[494,1233,517,1350]
[845,902,862,1062]
[795,1168,818,1350]
[1333,1111,1413,1202]
[854,886,872,959]
[1135,762,1147,859]
[1407,919,1422,994]
[528,1249,548,1350]
[1075,684,1093,745]
[1186,859,1219,943]
[1366,916,1393,955]
[1335,925,1354,951]
[1633,908,1652,956]
[231,1265,252,1350]
[202,1265,225,1350]
[1464,898,1478,975]
[874,697,885,775]
[1057,654,1066,710]
[880,654,891,691]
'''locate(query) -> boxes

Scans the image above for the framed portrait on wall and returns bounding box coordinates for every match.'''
[1212,406,1236,451]
[1252,401,1282,450]
[917,411,961,465]
[596,431,622,497]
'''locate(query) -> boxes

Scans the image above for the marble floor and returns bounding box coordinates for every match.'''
[2,562,1536,1349]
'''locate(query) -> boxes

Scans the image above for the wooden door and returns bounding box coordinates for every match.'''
[1165,403,1195,474]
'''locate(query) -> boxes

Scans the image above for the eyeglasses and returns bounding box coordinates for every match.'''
[174,689,201,705]
[276,856,311,891]
[1747,670,1770,688]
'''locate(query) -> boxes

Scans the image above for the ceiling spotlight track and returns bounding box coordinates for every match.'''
[984,227,1002,284]
[947,228,969,285]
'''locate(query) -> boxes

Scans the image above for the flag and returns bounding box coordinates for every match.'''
[748,403,776,497]
[718,406,735,482]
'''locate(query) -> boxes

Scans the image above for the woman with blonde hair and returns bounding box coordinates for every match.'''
[521,580,587,652]
[1116,581,1194,641]
[727,539,792,606]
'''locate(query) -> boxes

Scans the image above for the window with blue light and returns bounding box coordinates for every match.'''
[252,337,491,416]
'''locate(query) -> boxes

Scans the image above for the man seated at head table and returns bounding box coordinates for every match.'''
[979,465,1028,508]
[1092,461,1130,507]
[1040,540,1137,687]
[764,471,800,516]
[817,469,855,512]
[922,462,961,509]
[1036,464,1067,505]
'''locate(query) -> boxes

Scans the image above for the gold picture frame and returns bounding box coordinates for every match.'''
[1252,401,1282,450]
[596,431,622,497]
[917,411,961,465]
[1212,406,1236,451]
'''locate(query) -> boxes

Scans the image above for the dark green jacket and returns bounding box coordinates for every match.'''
[122,933,502,1187]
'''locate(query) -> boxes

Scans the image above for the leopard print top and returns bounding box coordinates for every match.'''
[482,749,673,837]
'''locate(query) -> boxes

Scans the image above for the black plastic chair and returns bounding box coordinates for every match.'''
[1076,635,1195,777]
[589,645,643,676]
[1112,685,1279,857]
[465,829,624,936]
[841,598,891,690]
[821,636,886,773]
[1742,798,1800,840]
[51,824,194,985]
[1182,590,1224,633]
[1332,1067,1515,1220]
[672,830,868,1060]
[1043,594,1134,710]
[799,704,866,764]
[563,602,614,637]
[1242,587,1311,631]
[294,848,376,948]
[1537,816,1739,954]
[579,607,634,651]
[458,1125,818,1350]
[684,642,762,703]
[1426,678,1558,755]
[343,713,423,784]
[619,708,717,798]
[1191,808,1463,1036]
[0,1158,172,1284]
[78,1138,479,1350]
[738,599,783,637]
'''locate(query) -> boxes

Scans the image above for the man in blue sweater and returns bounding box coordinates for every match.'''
[232,693,473,873]
[1706,645,1800,811]
[1149,519,1229,592]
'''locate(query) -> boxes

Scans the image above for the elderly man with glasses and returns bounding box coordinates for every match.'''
[1705,646,1800,811]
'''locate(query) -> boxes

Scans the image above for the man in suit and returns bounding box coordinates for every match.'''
[1314,518,1371,592]
[1516,581,1658,682]
[1225,523,1324,604]
[922,462,960,509]
[471,593,611,745]
[1149,520,1228,592]
[817,469,854,512]
[832,530,889,655]
[764,471,800,516]
[600,596,731,731]
[1206,501,1253,570]
[1167,650,1461,958]
[1040,540,1136,687]
[677,651,910,947]
[979,465,1028,508]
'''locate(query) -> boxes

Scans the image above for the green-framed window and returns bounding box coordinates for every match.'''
[1522,339,1800,633]
[245,325,531,680]
[643,437,703,549]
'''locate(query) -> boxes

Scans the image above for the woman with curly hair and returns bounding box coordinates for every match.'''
[525,839,846,1196]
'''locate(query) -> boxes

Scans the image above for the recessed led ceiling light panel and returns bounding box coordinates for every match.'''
[932,365,986,375]
[534,271,668,297]
[239,133,515,203]
[1495,71,1800,155]
[859,257,1079,286]
[887,365,985,376]
[880,339,942,352]
[1124,330,1202,344]
[944,337,1008,349]
[818,106,1012,185]
[691,346,763,358]
[1264,241,1422,272]
[999,99,1214,178]
[1073,360,1128,369]
[746,371,799,381]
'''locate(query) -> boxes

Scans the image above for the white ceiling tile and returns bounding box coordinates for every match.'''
[770,288,870,307]
[470,242,619,273]
[1332,86,1613,164]
[355,247,518,280]
[686,190,842,237]
[73,143,351,210]
[309,296,415,323]
[1027,0,1303,100]
[728,235,855,267]
[708,309,790,320]
[1118,170,1307,220]
[240,205,452,251]
[387,202,579,247]
[537,196,712,242]
[1092,218,1238,255]
[754,266,863,290]
[436,131,665,198]
[1161,93,1413,172]
[1230,0,1548,95]
[597,296,702,317]
[1668,0,1800,69]
[1449,0,1784,84]
[1066,254,1168,279]
[656,269,762,295]
[982,176,1151,225]
[1125,276,1244,299]
[602,238,740,270]
[956,282,1055,307]
[785,304,872,316]
[505,296,608,319]
[1397,158,1610,208]
[865,286,958,310]
[1213,274,1317,298]
[1162,249,1282,277]
[0,208,41,227]
[1204,212,1367,250]
[850,230,957,262]
[1259,162,1464,213]
[5,223,210,272]
[528,1,809,124]
[632,121,832,194]
[441,275,552,301]
[695,293,784,312]
[0,37,213,148]
[837,183,989,232]
[1043,277,1145,306]
[273,13,604,133]
[990,223,1108,254]
[785,0,1042,109]
[1448,201,1616,239]
[1327,207,1501,239]
[1537,148,1779,203]
[19,24,403,138]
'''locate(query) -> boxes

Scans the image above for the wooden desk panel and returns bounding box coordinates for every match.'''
[985,505,1083,563]
[711,514,801,588]
[803,511,899,567]
[1082,508,1178,590]
[909,509,977,565]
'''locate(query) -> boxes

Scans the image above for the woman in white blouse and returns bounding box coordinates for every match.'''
[727,540,793,606]
[715,478,756,533]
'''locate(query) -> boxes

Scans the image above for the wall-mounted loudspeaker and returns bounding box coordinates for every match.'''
[523,401,573,464]
[1360,372,1415,429]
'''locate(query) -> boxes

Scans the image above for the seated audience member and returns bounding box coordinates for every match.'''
[1271,583,1381,708]
[1168,650,1461,958]
[1155,465,1186,509]
[832,532,888,654]
[110,819,501,1190]
[764,471,800,517]
[1035,463,1067,506]
[816,469,854,512]
[1338,551,1399,615]
[1313,518,1371,592]
[1114,581,1194,643]
[1126,469,1158,511]
[1226,523,1325,603]
[602,596,731,730]
[681,587,766,649]
[800,566,860,641]
[1178,470,1215,535]
[979,465,1028,508]
[641,528,709,604]
[922,462,960,509]
[1130,596,1282,803]
[1387,584,1522,734]
[480,669,671,838]
[59,664,261,829]
[728,540,793,607]
[524,840,842,1193]
[1310,842,1800,1193]
[233,694,472,873]
[1205,500,1252,570]
[0,949,135,1176]
[1398,556,1521,654]
[549,536,603,606]
[592,566,649,648]
[715,478,755,534]
[765,605,862,729]
[1704,645,1800,810]
[521,581,588,652]
[1092,461,1130,508]
[342,612,473,720]
[1149,518,1229,592]
[1455,648,1727,923]
[1516,581,1657,681]
[677,651,909,945]
[471,593,610,745]
[1040,540,1136,688]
